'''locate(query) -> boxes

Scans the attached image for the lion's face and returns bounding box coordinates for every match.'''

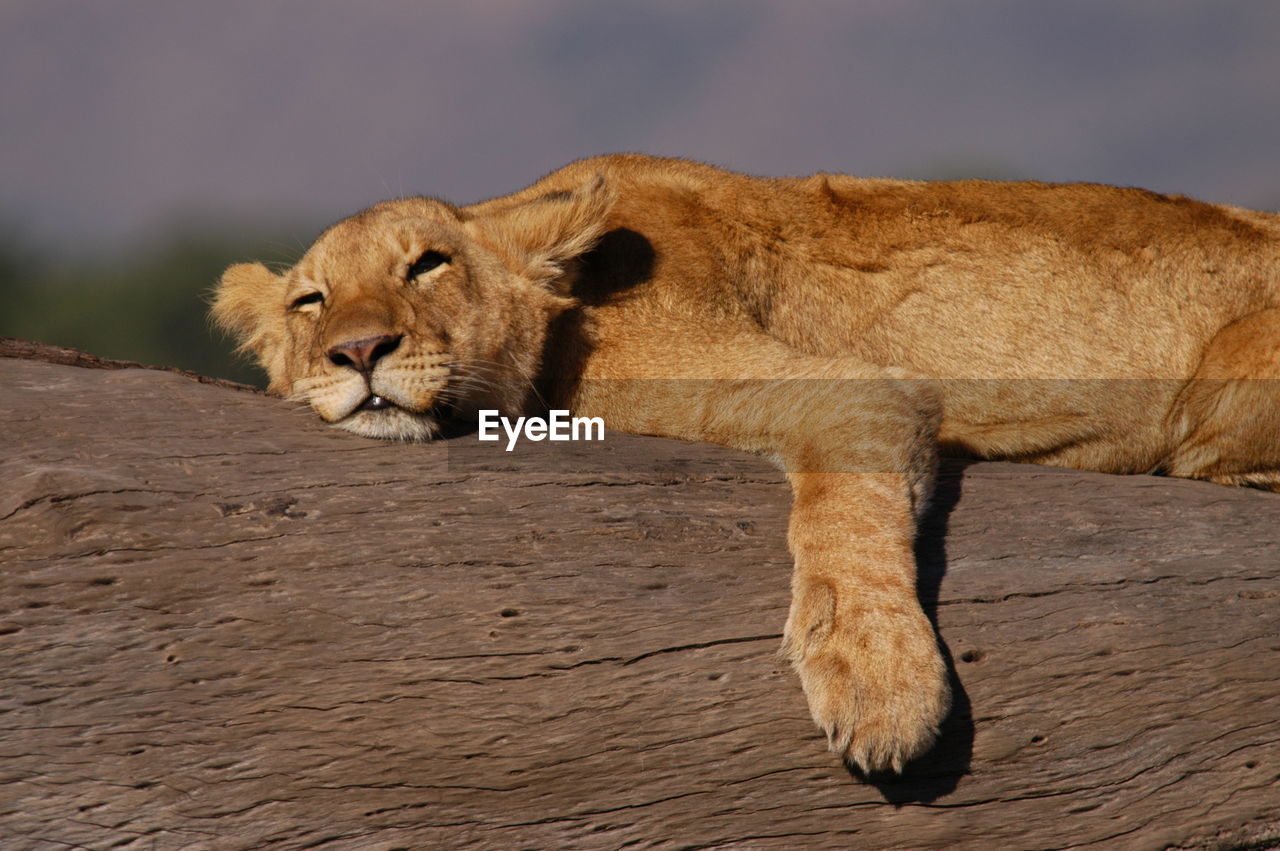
[212,179,614,440]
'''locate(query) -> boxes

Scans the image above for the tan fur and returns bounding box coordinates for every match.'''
[212,154,1280,774]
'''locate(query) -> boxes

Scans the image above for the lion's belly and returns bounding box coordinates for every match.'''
[764,258,1218,380]
[928,377,1185,472]
[756,264,1234,469]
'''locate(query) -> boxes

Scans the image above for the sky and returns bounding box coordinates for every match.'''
[4,0,1280,255]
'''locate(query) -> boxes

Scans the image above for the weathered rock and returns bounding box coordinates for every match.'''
[1,342,1277,849]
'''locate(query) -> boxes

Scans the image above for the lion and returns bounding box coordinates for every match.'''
[212,154,1280,775]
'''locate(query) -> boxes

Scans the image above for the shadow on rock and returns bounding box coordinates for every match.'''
[853,458,976,802]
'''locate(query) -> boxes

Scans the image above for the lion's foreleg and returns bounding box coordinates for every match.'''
[579,343,948,773]
[774,377,948,775]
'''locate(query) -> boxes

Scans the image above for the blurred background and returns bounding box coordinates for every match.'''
[3,0,1279,385]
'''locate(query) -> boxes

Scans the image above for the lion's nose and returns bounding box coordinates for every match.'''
[327,334,402,373]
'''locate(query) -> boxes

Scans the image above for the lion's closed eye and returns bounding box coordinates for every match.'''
[408,251,450,280]
[290,291,324,310]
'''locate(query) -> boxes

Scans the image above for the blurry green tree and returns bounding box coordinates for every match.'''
[0,228,310,387]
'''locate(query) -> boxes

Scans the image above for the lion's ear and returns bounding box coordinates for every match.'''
[210,262,284,356]
[468,175,616,285]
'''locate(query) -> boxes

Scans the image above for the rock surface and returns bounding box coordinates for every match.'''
[2,341,1278,849]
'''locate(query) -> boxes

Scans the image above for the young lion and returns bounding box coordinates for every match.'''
[212,154,1280,774]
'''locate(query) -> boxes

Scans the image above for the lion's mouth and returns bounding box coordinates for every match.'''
[354,392,459,425]
[358,394,395,412]
[337,377,472,440]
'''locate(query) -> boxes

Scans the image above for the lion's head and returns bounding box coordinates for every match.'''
[212,177,614,440]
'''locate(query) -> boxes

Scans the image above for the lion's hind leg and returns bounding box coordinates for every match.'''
[1165,308,1280,490]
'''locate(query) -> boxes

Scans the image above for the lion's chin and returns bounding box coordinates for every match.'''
[335,405,445,442]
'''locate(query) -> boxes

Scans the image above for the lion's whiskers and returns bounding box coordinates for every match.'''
[446,357,547,411]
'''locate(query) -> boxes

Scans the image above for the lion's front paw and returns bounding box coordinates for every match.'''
[785,588,950,774]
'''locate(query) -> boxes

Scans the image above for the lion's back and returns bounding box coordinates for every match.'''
[498,154,1280,381]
